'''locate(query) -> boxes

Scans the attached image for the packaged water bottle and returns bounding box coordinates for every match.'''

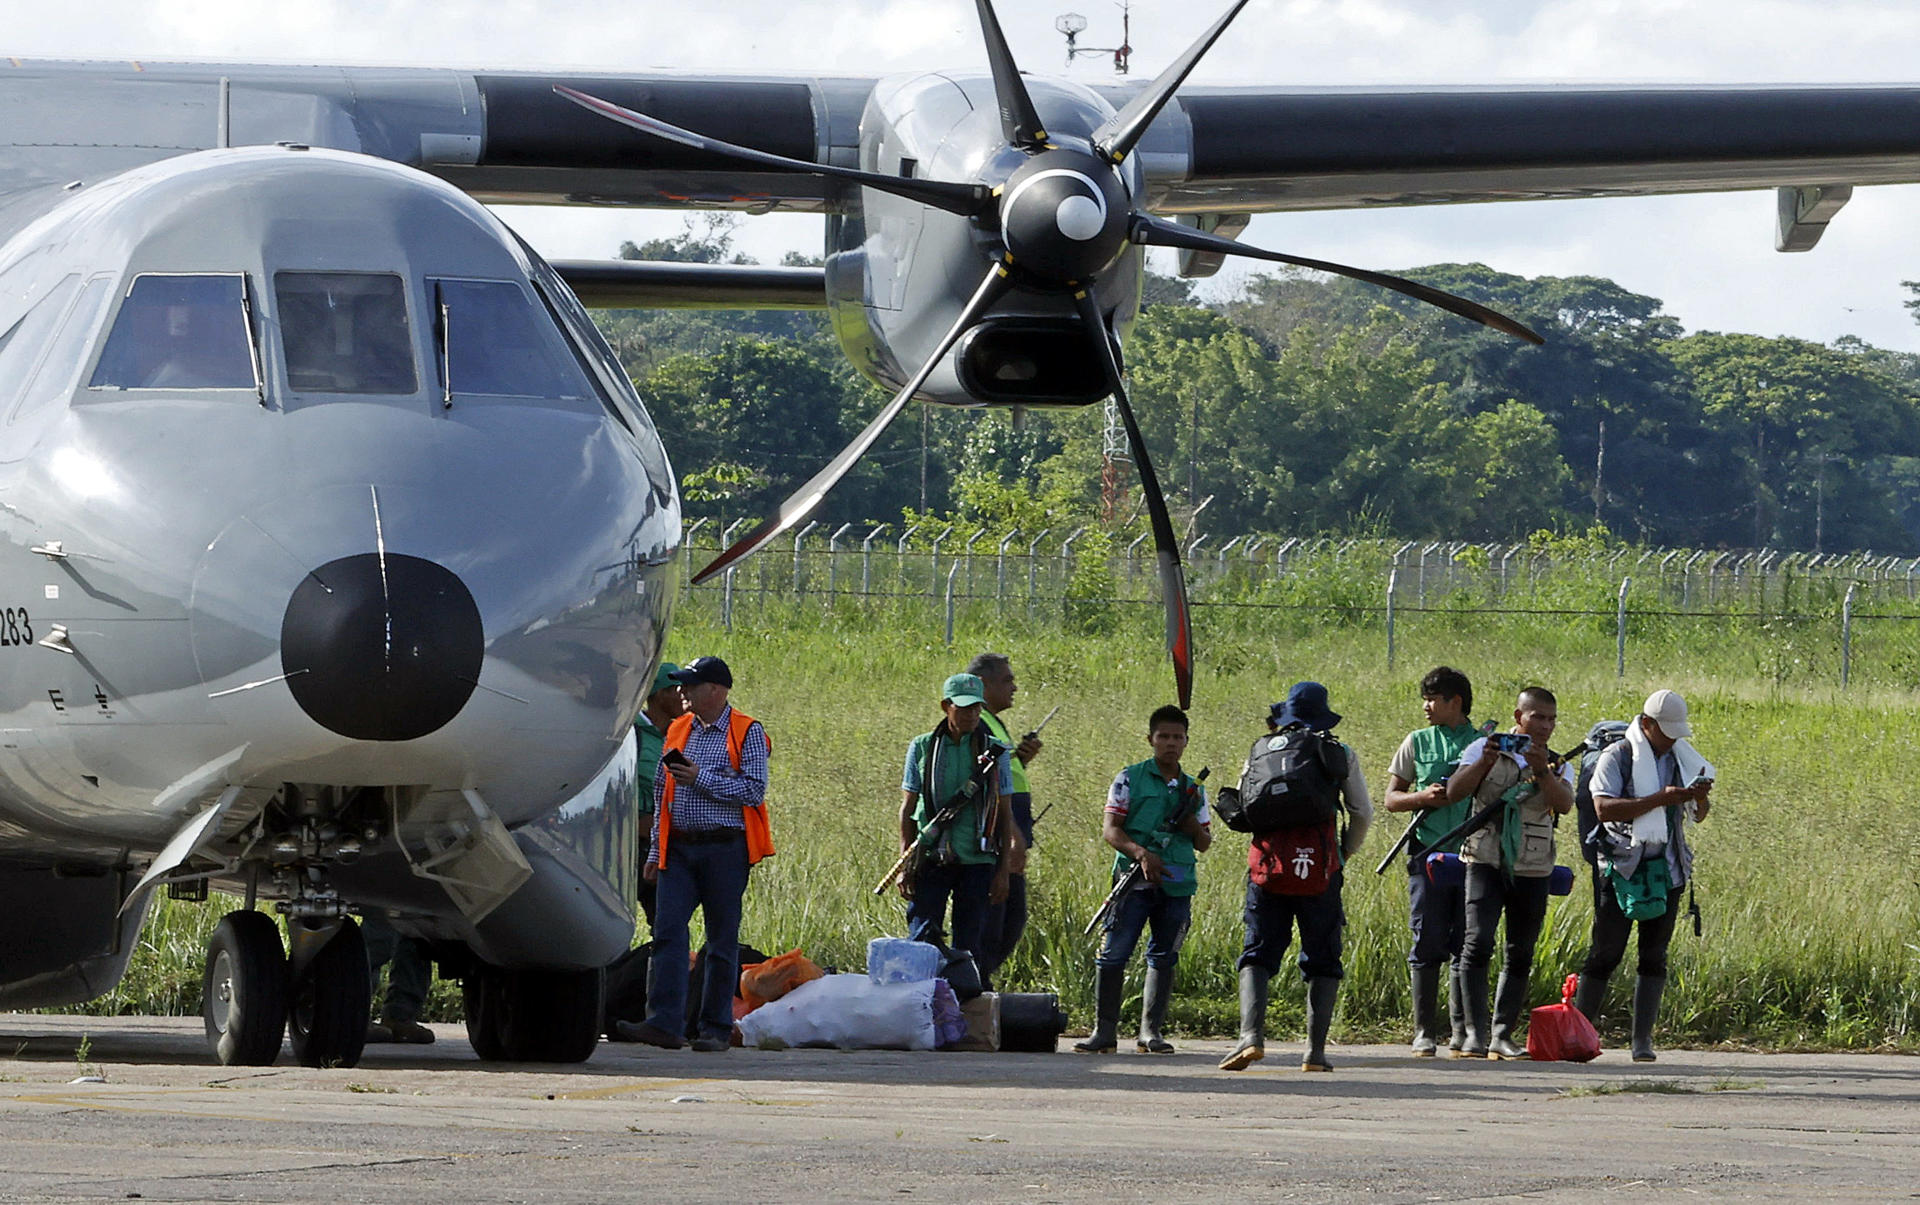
[867,937,942,985]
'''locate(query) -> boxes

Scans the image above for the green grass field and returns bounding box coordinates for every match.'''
[72,584,1920,1052]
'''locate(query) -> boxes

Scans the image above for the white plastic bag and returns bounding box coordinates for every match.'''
[736,973,937,1050]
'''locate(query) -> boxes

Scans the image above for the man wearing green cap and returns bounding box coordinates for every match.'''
[898,672,1019,963]
[632,662,687,927]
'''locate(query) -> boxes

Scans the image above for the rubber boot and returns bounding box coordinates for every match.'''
[1302,977,1338,1072]
[1573,969,1609,1027]
[1489,966,1530,1060]
[1447,964,1469,1056]
[1409,966,1440,1057]
[1137,966,1175,1053]
[1073,964,1124,1053]
[1458,966,1490,1058]
[1219,966,1268,1071]
[1630,974,1666,1063]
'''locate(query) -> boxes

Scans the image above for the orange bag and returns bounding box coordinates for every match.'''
[1526,974,1602,1062]
[739,949,825,1011]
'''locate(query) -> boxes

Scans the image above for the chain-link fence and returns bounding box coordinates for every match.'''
[675,519,1920,690]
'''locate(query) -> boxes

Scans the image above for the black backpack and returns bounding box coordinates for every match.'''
[1219,726,1345,834]
[1572,721,1630,866]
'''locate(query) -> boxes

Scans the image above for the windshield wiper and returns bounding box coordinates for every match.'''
[238,274,266,407]
[433,279,452,409]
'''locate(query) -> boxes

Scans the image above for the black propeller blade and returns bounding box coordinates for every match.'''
[690,264,1015,585]
[552,86,991,219]
[1092,0,1253,164]
[975,0,1050,150]
[1073,289,1194,709]
[1131,214,1546,344]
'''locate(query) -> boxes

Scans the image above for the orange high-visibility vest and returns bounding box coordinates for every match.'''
[655,708,774,868]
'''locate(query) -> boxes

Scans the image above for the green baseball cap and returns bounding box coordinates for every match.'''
[942,672,987,708]
[650,662,682,696]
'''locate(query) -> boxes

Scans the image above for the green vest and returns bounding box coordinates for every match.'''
[908,728,999,866]
[980,711,1030,794]
[635,717,665,817]
[1410,722,1479,851]
[1111,760,1203,897]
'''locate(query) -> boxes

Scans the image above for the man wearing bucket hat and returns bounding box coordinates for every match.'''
[1574,688,1714,1062]
[898,672,1018,968]
[1219,683,1372,1072]
[632,662,688,927]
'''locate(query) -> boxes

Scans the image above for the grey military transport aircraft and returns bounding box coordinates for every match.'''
[3,0,1919,1069]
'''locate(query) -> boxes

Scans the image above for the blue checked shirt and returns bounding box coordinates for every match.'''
[649,704,769,862]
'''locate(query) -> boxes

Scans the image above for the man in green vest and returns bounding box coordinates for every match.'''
[1383,666,1479,1057]
[898,672,1018,962]
[1074,704,1212,1054]
[632,662,686,927]
[967,652,1043,986]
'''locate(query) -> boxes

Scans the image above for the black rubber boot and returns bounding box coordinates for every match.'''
[1630,974,1666,1063]
[1409,966,1440,1057]
[1302,977,1338,1072]
[1459,965,1490,1058]
[1489,966,1530,1060]
[1137,966,1175,1053]
[1073,964,1124,1053]
[1448,963,1469,1056]
[1219,966,1268,1071]
[1573,969,1609,1026]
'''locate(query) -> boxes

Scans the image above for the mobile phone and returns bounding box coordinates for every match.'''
[662,748,692,767]
[1689,774,1713,788]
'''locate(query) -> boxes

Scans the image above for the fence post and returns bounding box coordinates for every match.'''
[945,561,960,646]
[792,520,819,597]
[683,518,709,594]
[928,525,953,595]
[997,529,1020,601]
[1386,568,1398,670]
[1841,581,1857,689]
[827,522,853,598]
[722,566,735,633]
[1127,531,1149,585]
[964,529,985,596]
[1027,528,1050,614]
[897,523,919,594]
[1616,576,1631,678]
[862,523,889,595]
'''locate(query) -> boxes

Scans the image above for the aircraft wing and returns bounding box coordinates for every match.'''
[8,59,1920,246]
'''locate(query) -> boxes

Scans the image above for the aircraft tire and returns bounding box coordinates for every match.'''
[288,917,371,1069]
[463,965,603,1063]
[202,910,289,1067]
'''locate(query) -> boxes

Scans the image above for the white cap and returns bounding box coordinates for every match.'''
[1643,689,1691,739]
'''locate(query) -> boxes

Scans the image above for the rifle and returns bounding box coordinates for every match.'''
[1372,721,1496,875]
[1406,742,1580,863]
[872,740,1004,896]
[1083,766,1207,935]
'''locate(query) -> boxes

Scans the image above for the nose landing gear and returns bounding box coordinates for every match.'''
[200,909,372,1069]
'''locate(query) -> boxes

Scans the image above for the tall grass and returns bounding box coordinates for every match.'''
[64,580,1920,1050]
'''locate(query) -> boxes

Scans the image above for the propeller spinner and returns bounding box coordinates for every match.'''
[557,0,1543,708]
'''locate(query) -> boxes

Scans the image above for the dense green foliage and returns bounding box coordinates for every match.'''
[616,221,1920,554]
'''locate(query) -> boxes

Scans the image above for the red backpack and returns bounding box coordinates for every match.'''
[1249,818,1341,896]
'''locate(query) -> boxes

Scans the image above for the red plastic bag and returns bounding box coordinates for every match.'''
[1526,974,1601,1062]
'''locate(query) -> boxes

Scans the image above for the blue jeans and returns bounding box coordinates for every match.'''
[908,860,995,957]
[646,833,750,1041]
[1094,886,1192,971]
[1239,871,1345,981]
[1408,864,1467,969]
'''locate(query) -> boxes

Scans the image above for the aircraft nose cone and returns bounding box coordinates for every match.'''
[280,553,484,742]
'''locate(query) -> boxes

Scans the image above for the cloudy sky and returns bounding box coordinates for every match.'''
[11,0,1920,349]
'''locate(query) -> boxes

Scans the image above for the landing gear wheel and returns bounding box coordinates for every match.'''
[202,910,289,1066]
[462,964,604,1063]
[287,917,371,1068]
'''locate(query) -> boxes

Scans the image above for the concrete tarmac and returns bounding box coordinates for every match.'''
[1,1014,1914,1203]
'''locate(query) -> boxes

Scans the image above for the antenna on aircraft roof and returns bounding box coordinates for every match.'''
[1056,2,1132,73]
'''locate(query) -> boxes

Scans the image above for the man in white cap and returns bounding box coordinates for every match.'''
[1573,688,1714,1062]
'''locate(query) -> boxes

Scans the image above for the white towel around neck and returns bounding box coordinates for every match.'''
[1622,720,1714,848]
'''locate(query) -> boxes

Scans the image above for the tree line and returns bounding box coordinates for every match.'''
[596,219,1920,555]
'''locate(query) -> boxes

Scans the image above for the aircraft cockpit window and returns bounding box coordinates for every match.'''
[429,277,593,401]
[275,272,417,394]
[0,274,79,416]
[89,274,256,390]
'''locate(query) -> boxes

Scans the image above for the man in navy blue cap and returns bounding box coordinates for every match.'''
[1220,682,1373,1072]
[619,655,773,1052]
